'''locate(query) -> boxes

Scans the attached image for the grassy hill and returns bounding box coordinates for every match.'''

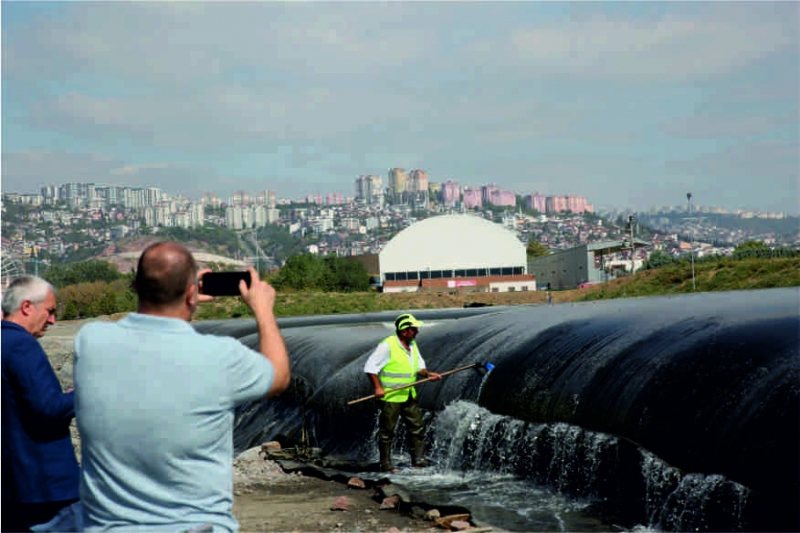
[574,256,800,302]
[190,256,800,320]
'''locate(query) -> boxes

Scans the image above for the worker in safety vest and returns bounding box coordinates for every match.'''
[363,313,441,472]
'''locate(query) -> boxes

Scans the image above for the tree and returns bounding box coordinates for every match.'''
[734,240,768,252]
[526,241,549,258]
[272,253,328,291]
[61,301,79,320]
[642,250,674,270]
[271,253,370,292]
[323,255,370,292]
[44,260,122,288]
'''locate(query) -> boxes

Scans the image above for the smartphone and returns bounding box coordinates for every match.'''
[200,271,251,297]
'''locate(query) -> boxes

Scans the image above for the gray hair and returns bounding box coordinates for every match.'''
[2,275,57,316]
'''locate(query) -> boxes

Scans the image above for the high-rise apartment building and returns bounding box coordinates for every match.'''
[145,187,163,207]
[41,185,60,205]
[225,206,244,229]
[58,183,94,208]
[481,184,499,205]
[565,195,594,214]
[355,175,383,203]
[408,169,429,207]
[441,180,461,206]
[546,195,569,213]
[463,187,482,209]
[409,169,428,193]
[255,190,276,208]
[525,193,547,213]
[490,189,516,207]
[326,192,345,205]
[230,190,251,207]
[388,168,408,201]
[201,193,222,208]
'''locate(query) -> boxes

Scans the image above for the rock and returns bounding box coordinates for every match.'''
[424,508,441,521]
[376,483,413,503]
[434,513,471,529]
[379,495,400,510]
[450,520,472,531]
[347,477,366,489]
[232,446,291,489]
[330,496,350,511]
[235,447,262,463]
[261,440,281,453]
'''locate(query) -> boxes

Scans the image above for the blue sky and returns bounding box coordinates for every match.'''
[2,1,798,213]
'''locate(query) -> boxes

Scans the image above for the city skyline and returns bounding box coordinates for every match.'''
[2,2,797,214]
[8,179,792,219]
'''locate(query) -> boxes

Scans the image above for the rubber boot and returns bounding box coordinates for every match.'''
[411,440,429,467]
[379,441,395,472]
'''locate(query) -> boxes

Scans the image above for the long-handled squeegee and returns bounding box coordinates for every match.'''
[347,361,495,405]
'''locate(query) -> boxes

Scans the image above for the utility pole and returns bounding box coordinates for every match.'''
[628,215,635,275]
[687,192,696,291]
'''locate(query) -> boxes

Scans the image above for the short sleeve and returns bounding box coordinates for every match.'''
[363,342,391,374]
[223,339,274,405]
[416,345,427,371]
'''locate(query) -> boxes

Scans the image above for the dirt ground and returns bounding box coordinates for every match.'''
[229,446,498,533]
[232,472,438,533]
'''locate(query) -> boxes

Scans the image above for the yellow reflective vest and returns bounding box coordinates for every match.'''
[378,334,420,403]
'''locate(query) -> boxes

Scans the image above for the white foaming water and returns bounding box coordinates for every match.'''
[373,400,753,532]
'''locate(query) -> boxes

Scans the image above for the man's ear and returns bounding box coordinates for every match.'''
[186,283,198,307]
[19,299,35,316]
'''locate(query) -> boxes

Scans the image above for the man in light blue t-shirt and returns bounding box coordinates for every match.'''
[74,241,291,532]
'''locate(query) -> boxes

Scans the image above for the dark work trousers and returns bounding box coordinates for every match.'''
[378,395,426,469]
[2,498,79,532]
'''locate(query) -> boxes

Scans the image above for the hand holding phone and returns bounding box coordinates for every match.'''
[200,271,252,297]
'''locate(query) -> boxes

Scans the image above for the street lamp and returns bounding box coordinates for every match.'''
[687,192,696,291]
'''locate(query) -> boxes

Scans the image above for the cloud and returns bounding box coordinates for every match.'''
[5,3,794,87]
[2,3,433,86]
[1,2,797,214]
[480,6,796,82]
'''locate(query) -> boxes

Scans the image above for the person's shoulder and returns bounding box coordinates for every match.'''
[194,331,249,349]
[75,319,119,337]
[2,321,32,342]
[1,323,42,360]
[1,320,26,334]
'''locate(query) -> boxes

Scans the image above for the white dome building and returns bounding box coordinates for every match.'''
[378,214,535,293]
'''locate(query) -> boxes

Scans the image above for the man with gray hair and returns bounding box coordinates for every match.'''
[1,276,80,532]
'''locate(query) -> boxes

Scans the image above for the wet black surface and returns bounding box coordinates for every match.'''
[196,288,800,532]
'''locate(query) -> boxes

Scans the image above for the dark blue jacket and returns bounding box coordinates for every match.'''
[1,320,80,503]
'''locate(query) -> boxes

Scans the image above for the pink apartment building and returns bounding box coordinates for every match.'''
[463,187,482,208]
[490,189,516,207]
[441,180,460,205]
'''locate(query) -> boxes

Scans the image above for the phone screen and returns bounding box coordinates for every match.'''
[201,271,251,296]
